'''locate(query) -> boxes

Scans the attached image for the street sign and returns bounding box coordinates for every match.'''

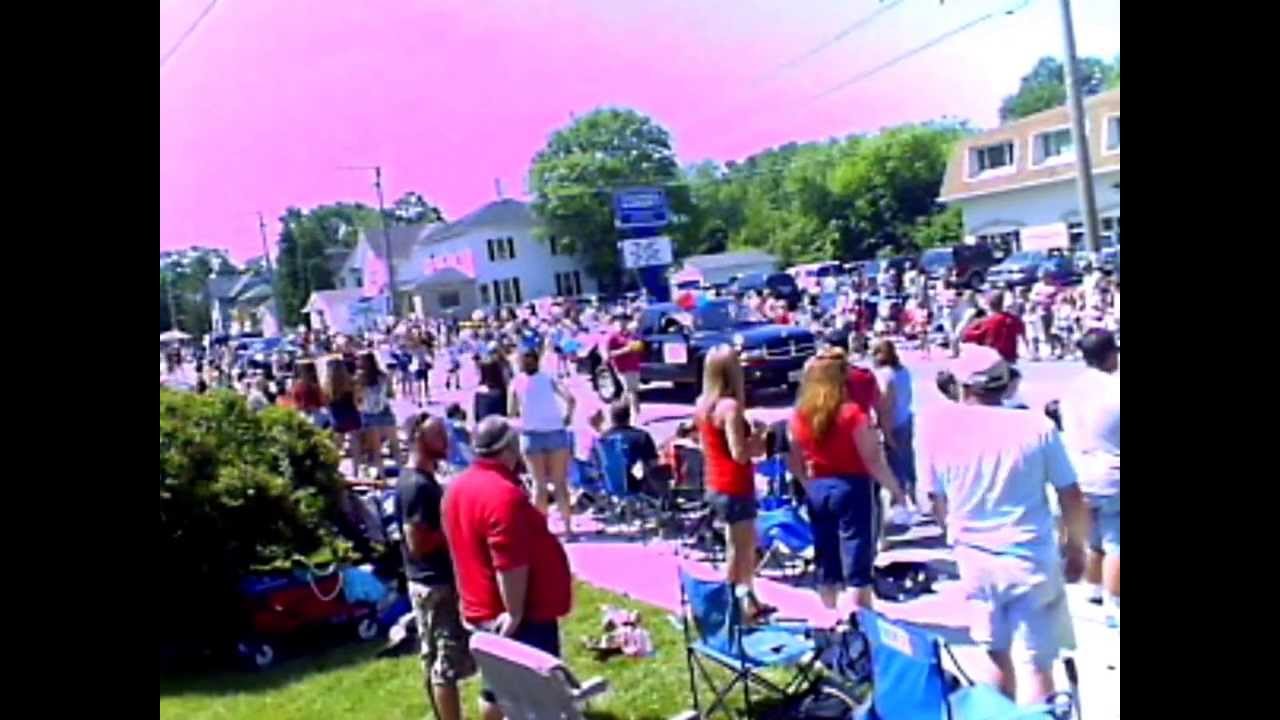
[613,187,670,229]
[620,236,673,269]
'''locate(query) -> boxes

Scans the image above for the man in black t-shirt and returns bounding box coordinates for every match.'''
[397,416,475,720]
[599,401,667,497]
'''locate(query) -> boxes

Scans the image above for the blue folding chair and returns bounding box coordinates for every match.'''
[755,504,815,581]
[855,608,1078,720]
[594,434,666,537]
[678,568,818,719]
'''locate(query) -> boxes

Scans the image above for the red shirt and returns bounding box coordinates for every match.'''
[697,413,755,497]
[845,367,882,417]
[790,402,871,478]
[606,331,643,374]
[962,312,1025,363]
[289,381,326,412]
[442,458,572,624]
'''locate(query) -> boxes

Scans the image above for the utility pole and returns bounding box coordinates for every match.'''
[339,165,399,319]
[1058,0,1102,253]
[164,269,179,330]
[257,212,286,330]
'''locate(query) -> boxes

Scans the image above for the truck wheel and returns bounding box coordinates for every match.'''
[237,640,275,670]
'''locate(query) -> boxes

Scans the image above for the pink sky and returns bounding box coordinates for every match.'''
[160,0,1119,261]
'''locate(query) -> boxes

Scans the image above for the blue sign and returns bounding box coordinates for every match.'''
[613,187,670,229]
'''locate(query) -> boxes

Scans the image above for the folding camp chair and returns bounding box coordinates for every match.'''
[469,632,609,720]
[677,568,819,719]
[595,434,668,539]
[755,504,815,581]
[855,608,1079,720]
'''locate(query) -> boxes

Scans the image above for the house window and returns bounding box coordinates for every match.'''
[554,273,563,296]
[1101,215,1120,247]
[1032,128,1074,166]
[492,280,501,305]
[489,236,517,261]
[512,277,523,303]
[555,270,583,297]
[549,236,559,256]
[968,142,1014,178]
[437,291,461,309]
[975,229,1020,257]
[479,284,491,305]
[1067,222,1084,250]
[1106,115,1120,152]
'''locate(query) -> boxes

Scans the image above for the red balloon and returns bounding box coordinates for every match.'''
[677,291,696,310]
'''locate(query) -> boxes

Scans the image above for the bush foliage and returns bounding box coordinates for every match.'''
[159,389,354,653]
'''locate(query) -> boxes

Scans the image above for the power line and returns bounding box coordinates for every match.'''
[160,0,219,69]
[710,0,1032,151]
[812,0,1032,102]
[759,0,906,80]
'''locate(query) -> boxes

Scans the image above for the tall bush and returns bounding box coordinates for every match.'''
[159,389,354,655]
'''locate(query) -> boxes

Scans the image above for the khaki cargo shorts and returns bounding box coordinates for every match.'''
[408,582,477,689]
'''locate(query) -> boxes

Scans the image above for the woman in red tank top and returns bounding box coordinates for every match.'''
[695,346,772,622]
[789,347,904,612]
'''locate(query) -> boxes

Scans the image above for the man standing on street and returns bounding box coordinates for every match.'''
[1060,330,1120,628]
[605,312,644,420]
[397,415,475,720]
[916,345,1090,705]
[961,291,1029,364]
[443,416,573,720]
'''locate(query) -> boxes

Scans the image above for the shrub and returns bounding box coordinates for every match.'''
[159,388,355,656]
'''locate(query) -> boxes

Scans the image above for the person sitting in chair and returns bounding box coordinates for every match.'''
[599,400,670,499]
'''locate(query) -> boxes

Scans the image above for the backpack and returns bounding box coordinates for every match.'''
[872,561,936,603]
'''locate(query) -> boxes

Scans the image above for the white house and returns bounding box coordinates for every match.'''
[339,199,596,318]
[304,288,369,335]
[679,250,779,286]
[939,88,1120,254]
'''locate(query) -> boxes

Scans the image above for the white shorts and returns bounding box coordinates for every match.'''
[954,545,1076,669]
[620,371,641,395]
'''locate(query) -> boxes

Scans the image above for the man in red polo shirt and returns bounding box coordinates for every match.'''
[442,416,572,720]
[962,291,1028,364]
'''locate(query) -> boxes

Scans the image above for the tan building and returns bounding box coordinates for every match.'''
[940,88,1119,254]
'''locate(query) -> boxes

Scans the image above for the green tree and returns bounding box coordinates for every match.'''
[829,124,968,258]
[998,56,1114,123]
[390,191,444,224]
[529,108,691,289]
[909,206,964,250]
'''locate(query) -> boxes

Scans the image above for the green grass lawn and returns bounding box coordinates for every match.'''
[160,580,783,720]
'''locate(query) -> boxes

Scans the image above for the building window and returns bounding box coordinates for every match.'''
[555,270,583,297]
[492,280,501,305]
[438,291,461,309]
[572,270,582,296]
[975,229,1020,257]
[512,277,523,303]
[1032,128,1074,166]
[1101,215,1120,247]
[549,236,559,256]
[489,236,517,261]
[1106,115,1120,152]
[1067,222,1084,251]
[479,284,491,306]
[1066,216,1120,249]
[968,142,1014,178]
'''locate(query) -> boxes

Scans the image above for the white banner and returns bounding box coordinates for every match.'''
[620,236,674,269]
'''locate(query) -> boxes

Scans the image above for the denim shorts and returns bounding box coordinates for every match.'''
[1085,493,1120,556]
[804,477,878,589]
[520,429,572,456]
[360,409,396,429]
[706,490,758,525]
[479,620,560,703]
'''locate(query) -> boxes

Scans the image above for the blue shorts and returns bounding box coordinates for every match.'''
[1085,493,1120,556]
[479,620,560,703]
[360,409,396,429]
[706,490,758,525]
[805,477,878,589]
[520,429,572,456]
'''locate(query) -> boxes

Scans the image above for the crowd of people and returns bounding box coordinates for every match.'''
[158,262,1118,715]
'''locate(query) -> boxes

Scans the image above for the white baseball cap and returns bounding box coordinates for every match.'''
[950,344,1012,390]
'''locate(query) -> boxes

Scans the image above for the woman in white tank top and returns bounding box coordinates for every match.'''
[509,342,578,536]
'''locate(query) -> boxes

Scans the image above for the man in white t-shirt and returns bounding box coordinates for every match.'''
[1060,330,1120,628]
[916,345,1089,705]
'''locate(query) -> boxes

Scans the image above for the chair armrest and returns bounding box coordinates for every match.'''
[572,676,609,703]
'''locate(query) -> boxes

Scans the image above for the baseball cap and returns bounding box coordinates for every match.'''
[950,344,1012,391]
[473,416,517,457]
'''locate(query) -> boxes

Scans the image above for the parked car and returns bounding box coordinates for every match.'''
[922,244,997,289]
[593,299,817,401]
[731,271,803,309]
[986,250,1051,288]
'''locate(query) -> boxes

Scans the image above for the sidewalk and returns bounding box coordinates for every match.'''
[564,533,1119,719]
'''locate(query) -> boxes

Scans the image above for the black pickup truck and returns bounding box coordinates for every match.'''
[593,299,817,401]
